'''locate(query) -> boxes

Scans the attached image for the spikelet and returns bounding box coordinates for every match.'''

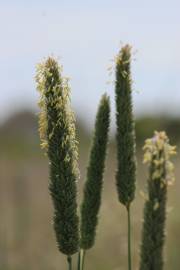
[139,131,176,270]
[35,57,79,255]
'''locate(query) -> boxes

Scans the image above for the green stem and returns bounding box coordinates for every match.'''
[67,256,72,270]
[78,249,86,270]
[77,251,80,270]
[81,249,86,270]
[127,205,132,270]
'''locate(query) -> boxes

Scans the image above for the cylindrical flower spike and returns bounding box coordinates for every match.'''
[115,45,136,207]
[36,58,79,256]
[140,131,176,270]
[80,94,110,250]
[115,45,137,270]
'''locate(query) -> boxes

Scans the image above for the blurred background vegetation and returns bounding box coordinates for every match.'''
[0,110,179,270]
[1,1,180,269]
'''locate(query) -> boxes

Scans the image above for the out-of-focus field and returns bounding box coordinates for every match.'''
[0,111,180,270]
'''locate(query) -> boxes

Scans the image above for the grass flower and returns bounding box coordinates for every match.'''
[80,94,110,269]
[139,131,176,270]
[115,45,137,270]
[36,58,79,269]
[115,45,136,207]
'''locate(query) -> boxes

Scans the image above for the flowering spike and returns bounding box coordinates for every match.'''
[115,44,136,207]
[80,94,110,250]
[139,131,176,270]
[36,57,79,255]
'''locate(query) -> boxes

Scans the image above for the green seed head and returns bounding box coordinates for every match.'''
[36,57,79,255]
[115,45,136,207]
[80,93,110,250]
[140,131,176,270]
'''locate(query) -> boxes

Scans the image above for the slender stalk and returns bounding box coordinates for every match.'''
[80,249,86,270]
[78,249,86,270]
[127,205,132,270]
[67,256,72,270]
[77,251,80,270]
[77,249,86,270]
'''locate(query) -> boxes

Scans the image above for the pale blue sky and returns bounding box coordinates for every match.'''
[0,0,180,124]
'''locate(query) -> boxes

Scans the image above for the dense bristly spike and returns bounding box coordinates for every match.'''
[36,57,79,256]
[80,93,110,250]
[139,131,176,270]
[115,44,136,207]
[115,45,137,270]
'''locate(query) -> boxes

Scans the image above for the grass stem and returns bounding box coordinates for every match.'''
[67,256,72,270]
[127,205,132,270]
[78,249,86,270]
[81,249,86,270]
